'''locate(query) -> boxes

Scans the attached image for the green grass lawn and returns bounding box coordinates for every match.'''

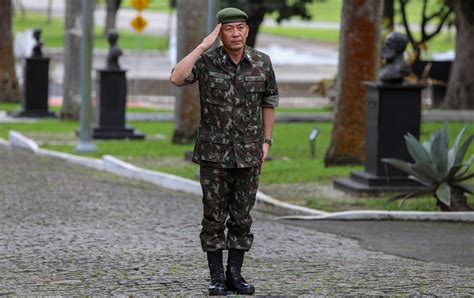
[13,12,167,51]
[0,103,333,115]
[0,117,472,212]
[261,26,340,43]
[0,102,170,114]
[306,0,428,24]
[276,106,333,113]
[101,0,429,23]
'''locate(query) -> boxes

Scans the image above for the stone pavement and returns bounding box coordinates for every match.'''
[1,146,474,295]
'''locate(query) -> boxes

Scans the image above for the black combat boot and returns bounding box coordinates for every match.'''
[206,249,227,296]
[226,249,255,295]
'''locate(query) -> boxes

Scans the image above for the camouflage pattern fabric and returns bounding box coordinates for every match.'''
[199,166,260,252]
[178,45,279,168]
[174,45,279,252]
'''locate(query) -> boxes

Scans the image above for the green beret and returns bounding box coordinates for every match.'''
[216,7,248,24]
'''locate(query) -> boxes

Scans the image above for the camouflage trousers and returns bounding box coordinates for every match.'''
[199,166,260,252]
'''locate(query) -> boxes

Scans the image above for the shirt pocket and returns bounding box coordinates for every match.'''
[244,76,265,92]
[197,130,230,162]
[205,71,231,106]
[244,76,265,107]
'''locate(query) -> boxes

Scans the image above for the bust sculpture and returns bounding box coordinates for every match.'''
[379,32,411,84]
[106,30,123,70]
[31,28,43,58]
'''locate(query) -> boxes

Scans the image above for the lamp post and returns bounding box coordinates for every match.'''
[76,0,96,153]
[207,0,217,34]
[309,128,320,159]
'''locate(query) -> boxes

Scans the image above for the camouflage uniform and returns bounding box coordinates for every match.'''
[178,45,279,252]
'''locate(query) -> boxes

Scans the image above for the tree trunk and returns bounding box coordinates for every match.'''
[172,0,208,144]
[103,0,121,37]
[383,0,394,32]
[325,0,382,166]
[246,10,266,48]
[444,0,474,109]
[437,187,472,211]
[0,0,21,103]
[47,0,53,23]
[60,0,82,120]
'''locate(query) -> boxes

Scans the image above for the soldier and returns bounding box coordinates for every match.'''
[170,7,279,296]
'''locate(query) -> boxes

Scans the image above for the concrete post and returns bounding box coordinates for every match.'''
[76,0,96,153]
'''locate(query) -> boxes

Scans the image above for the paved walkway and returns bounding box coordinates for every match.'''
[288,220,474,267]
[1,146,474,295]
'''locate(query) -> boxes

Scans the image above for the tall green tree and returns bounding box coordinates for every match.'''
[220,0,313,47]
[444,0,474,109]
[0,0,20,102]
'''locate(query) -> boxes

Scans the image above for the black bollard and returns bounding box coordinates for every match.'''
[14,29,55,118]
[92,31,144,139]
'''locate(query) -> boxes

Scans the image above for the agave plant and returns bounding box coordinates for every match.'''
[382,124,474,211]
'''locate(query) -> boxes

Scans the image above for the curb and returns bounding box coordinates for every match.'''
[102,155,202,196]
[4,132,325,217]
[8,131,105,171]
[0,138,10,147]
[101,155,326,217]
[277,210,474,222]
[9,131,39,152]
[37,148,104,171]
[126,110,474,123]
[5,132,473,221]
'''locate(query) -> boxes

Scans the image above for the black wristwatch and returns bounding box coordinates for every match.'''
[264,138,273,146]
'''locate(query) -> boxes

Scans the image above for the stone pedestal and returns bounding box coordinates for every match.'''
[334,82,426,196]
[92,70,144,139]
[14,57,55,118]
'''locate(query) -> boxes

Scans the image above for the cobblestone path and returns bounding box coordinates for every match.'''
[1,147,473,295]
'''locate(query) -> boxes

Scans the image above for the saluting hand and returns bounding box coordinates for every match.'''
[200,24,222,51]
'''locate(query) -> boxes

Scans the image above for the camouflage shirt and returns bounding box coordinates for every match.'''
[178,45,279,168]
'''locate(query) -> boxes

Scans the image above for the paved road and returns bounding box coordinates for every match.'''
[1,146,474,295]
[287,220,474,268]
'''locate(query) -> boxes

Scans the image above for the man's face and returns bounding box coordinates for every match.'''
[219,22,249,52]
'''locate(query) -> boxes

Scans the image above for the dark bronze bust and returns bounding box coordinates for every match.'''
[31,28,43,58]
[379,32,411,84]
[106,30,122,70]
